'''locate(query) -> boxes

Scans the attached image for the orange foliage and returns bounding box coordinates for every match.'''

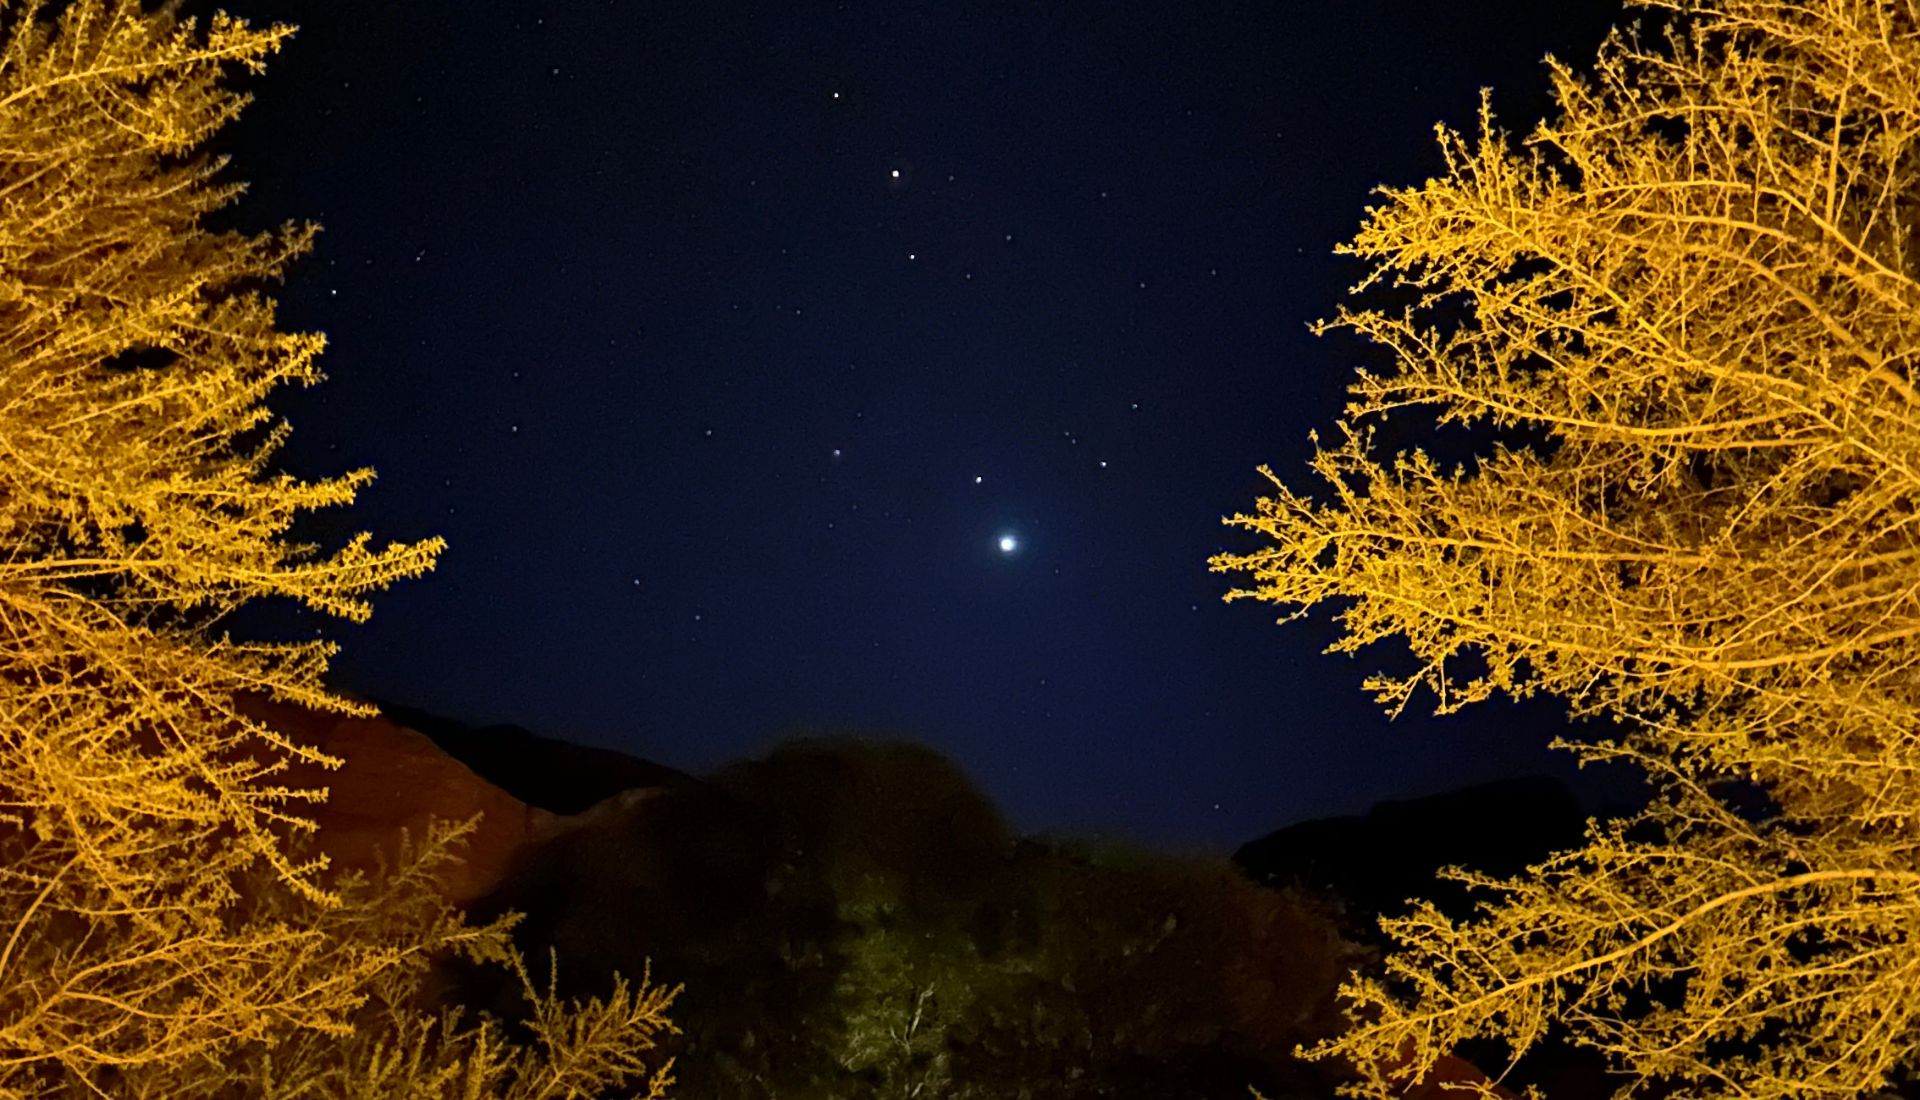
[0,2,675,1093]
[1217,2,1920,1096]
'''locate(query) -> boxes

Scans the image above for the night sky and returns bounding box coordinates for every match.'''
[214,0,1633,851]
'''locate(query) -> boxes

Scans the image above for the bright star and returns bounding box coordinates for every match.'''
[997,534,1019,554]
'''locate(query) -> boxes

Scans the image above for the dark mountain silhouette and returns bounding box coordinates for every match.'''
[367,696,693,815]
[1233,774,1589,927]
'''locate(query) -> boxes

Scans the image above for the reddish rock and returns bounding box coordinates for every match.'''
[231,691,554,907]
[1408,1053,1518,1099]
[1336,1038,1518,1100]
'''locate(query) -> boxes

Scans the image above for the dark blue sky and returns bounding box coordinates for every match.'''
[217,0,1631,850]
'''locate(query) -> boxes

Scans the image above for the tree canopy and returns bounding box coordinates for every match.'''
[1214,1,1920,1096]
[0,2,674,1093]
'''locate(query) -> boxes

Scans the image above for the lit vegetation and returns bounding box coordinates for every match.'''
[1214,1,1920,1096]
[736,834,1362,1100]
[0,1,674,1093]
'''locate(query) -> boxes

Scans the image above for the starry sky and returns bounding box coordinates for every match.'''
[214,0,1634,851]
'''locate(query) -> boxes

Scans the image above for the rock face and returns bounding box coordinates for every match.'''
[232,691,556,907]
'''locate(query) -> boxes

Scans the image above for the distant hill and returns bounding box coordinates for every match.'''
[368,697,693,815]
[1233,774,1589,928]
[325,696,1557,1098]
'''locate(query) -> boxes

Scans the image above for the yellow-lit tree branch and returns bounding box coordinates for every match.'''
[0,2,676,1094]
[1215,1,1920,1096]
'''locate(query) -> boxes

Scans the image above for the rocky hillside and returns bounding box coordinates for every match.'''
[365,697,694,815]
[256,692,1580,1098]
[229,690,552,906]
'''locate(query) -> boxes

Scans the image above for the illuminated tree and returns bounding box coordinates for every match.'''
[0,1,675,1093]
[1213,1,1920,1096]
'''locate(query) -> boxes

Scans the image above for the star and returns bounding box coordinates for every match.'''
[997,533,1019,554]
